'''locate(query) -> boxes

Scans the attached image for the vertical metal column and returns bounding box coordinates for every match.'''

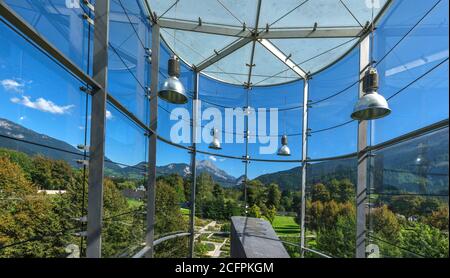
[189,72,199,258]
[86,0,110,258]
[356,35,370,258]
[299,77,309,258]
[243,88,250,216]
[145,22,160,258]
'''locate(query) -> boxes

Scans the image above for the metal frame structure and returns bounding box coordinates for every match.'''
[188,72,200,258]
[299,77,309,257]
[146,0,393,87]
[356,35,370,258]
[144,22,160,259]
[86,0,110,258]
[4,0,447,259]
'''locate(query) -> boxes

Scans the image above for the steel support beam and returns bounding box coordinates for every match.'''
[157,18,365,39]
[299,78,309,257]
[86,0,110,258]
[258,39,307,79]
[145,22,160,258]
[356,35,370,258]
[188,72,199,258]
[257,27,365,39]
[158,18,251,37]
[196,38,252,71]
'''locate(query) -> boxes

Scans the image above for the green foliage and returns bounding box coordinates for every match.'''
[311,183,330,202]
[371,205,401,243]
[400,222,449,258]
[263,205,277,224]
[316,214,356,258]
[248,204,262,218]
[220,223,231,232]
[266,183,281,209]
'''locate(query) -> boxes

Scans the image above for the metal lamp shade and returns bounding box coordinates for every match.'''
[209,137,222,150]
[351,91,391,120]
[277,135,291,156]
[277,144,291,156]
[158,76,188,104]
[209,128,222,150]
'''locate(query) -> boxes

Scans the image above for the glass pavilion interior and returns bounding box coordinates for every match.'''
[0,0,448,258]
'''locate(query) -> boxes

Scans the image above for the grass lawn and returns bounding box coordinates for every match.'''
[180,208,190,215]
[127,198,144,209]
[272,215,300,236]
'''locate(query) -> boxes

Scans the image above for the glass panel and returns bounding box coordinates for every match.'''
[161,29,238,67]
[368,128,449,258]
[373,0,449,144]
[250,42,298,86]
[4,0,91,72]
[249,81,303,160]
[305,157,357,258]
[248,160,302,258]
[0,19,90,257]
[272,38,359,75]
[197,75,246,158]
[308,47,359,159]
[109,0,151,124]
[259,0,388,29]
[193,153,244,258]
[102,103,148,257]
[368,195,449,258]
[370,128,449,196]
[149,0,258,28]
[154,140,191,258]
[203,43,253,85]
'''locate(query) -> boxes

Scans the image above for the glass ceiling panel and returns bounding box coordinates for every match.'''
[148,0,258,27]
[160,28,238,66]
[203,43,253,85]
[147,0,392,86]
[259,0,388,29]
[250,43,299,86]
[271,37,359,75]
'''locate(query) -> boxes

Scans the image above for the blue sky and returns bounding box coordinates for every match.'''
[0,0,448,180]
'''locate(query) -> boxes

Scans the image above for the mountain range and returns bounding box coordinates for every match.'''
[1,118,448,193]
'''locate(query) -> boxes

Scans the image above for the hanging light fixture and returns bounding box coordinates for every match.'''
[158,56,188,104]
[351,3,390,121]
[209,128,221,150]
[351,67,391,120]
[278,94,291,156]
[277,135,291,156]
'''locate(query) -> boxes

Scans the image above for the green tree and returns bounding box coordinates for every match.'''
[311,183,330,203]
[0,156,70,257]
[248,204,262,218]
[400,222,448,258]
[266,183,281,210]
[371,205,401,243]
[264,205,277,224]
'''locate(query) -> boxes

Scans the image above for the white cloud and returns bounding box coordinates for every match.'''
[106,110,113,120]
[1,79,25,93]
[208,155,217,162]
[10,96,74,115]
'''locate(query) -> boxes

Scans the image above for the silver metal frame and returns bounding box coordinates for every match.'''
[356,35,370,258]
[85,0,110,258]
[188,72,199,257]
[144,22,160,258]
[157,17,364,40]
[299,77,309,257]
